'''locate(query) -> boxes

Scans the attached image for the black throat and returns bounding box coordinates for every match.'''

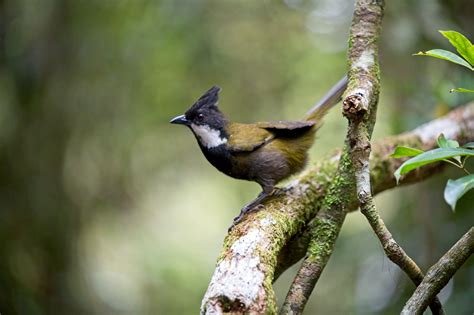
[198,142,233,177]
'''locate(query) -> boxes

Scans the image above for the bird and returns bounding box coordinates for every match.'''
[170,76,348,228]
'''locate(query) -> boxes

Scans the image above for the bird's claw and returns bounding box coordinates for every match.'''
[272,187,285,197]
[228,204,264,232]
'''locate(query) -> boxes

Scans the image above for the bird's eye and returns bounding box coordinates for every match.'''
[197,113,204,120]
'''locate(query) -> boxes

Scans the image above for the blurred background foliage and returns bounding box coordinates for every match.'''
[0,0,473,314]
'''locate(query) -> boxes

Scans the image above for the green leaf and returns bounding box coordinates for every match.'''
[444,174,474,211]
[463,142,474,149]
[437,133,459,149]
[449,87,474,93]
[437,133,461,163]
[394,148,474,183]
[414,49,473,70]
[440,30,474,67]
[391,146,424,158]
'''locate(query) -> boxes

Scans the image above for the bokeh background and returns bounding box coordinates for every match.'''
[0,0,473,314]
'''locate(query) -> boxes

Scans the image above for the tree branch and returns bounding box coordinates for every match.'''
[279,1,385,313]
[341,0,444,314]
[401,228,474,315]
[201,102,474,314]
[279,147,352,314]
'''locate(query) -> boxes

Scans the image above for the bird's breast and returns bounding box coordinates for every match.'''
[200,143,257,181]
[200,144,234,175]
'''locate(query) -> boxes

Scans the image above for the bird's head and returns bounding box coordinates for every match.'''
[170,86,229,148]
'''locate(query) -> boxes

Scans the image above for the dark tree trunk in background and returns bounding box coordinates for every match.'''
[0,2,81,313]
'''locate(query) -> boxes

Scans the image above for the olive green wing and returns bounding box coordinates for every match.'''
[226,123,274,152]
[257,120,315,136]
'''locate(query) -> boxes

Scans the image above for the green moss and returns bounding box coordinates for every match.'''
[319,148,355,211]
[306,218,339,259]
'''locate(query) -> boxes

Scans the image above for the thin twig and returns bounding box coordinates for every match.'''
[401,227,474,315]
[355,197,445,314]
[442,158,462,168]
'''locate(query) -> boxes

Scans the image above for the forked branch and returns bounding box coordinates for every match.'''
[342,0,443,313]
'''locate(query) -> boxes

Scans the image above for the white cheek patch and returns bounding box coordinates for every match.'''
[191,124,228,148]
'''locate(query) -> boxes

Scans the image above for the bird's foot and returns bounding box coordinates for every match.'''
[228,204,265,232]
[272,187,286,197]
[227,189,278,232]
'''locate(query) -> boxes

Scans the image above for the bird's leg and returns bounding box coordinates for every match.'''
[230,186,276,230]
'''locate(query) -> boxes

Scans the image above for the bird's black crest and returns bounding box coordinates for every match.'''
[187,86,221,113]
[184,85,227,131]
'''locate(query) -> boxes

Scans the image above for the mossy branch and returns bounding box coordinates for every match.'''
[342,0,444,314]
[280,1,385,313]
[200,102,474,314]
[279,147,352,314]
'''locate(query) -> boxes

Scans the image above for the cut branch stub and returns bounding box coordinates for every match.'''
[343,93,367,118]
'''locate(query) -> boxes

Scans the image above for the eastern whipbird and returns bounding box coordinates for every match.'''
[170,76,348,229]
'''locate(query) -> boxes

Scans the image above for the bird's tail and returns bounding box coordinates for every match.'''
[304,75,348,124]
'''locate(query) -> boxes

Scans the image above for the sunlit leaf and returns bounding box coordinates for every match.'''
[414,49,473,70]
[440,30,474,67]
[444,174,474,211]
[394,148,474,183]
[463,142,474,149]
[449,87,474,93]
[390,146,424,158]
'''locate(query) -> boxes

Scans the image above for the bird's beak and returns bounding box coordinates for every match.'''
[170,114,189,125]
